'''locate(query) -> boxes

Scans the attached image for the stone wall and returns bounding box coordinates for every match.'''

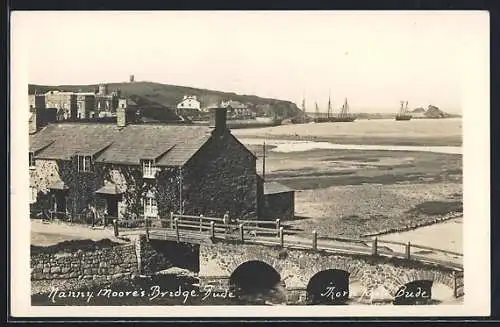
[31,243,139,282]
[137,237,174,275]
[199,242,461,304]
[30,159,63,195]
[183,132,258,219]
[30,235,174,282]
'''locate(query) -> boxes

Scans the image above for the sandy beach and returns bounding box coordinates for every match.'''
[237,118,463,243]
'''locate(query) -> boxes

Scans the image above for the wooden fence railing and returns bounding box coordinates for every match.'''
[34,211,463,270]
[109,212,463,272]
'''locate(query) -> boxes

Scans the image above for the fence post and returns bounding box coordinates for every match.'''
[279,227,284,247]
[113,219,119,237]
[210,221,215,238]
[372,237,378,256]
[239,224,244,243]
[405,242,411,260]
[174,218,180,242]
[200,215,203,233]
[312,230,317,250]
[170,212,174,229]
[276,219,281,238]
[453,271,457,298]
[145,217,150,241]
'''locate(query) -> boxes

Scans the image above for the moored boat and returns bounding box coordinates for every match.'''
[395,101,412,121]
[328,98,356,122]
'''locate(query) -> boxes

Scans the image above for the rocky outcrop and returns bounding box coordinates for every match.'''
[411,107,426,113]
[425,105,449,118]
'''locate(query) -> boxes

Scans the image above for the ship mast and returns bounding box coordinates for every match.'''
[340,98,349,117]
[327,94,332,119]
[315,101,319,118]
[400,101,405,115]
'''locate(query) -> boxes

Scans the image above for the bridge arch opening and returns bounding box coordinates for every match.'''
[229,260,284,304]
[393,280,435,305]
[430,282,456,303]
[306,269,350,305]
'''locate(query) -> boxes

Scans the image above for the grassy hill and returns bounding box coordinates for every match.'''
[28,81,302,119]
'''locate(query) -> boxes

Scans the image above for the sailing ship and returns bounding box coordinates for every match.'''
[395,101,412,121]
[313,101,329,123]
[329,98,356,122]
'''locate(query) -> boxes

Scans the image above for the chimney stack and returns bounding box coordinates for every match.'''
[212,107,227,136]
[29,108,37,134]
[29,107,48,134]
[117,99,128,128]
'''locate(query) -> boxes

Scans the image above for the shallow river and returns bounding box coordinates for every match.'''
[376,217,463,253]
[240,138,462,155]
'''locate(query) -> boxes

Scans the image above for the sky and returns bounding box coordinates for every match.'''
[12,11,488,113]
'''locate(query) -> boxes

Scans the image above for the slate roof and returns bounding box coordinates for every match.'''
[98,124,212,166]
[30,122,215,167]
[29,138,55,153]
[263,181,294,195]
[30,124,120,160]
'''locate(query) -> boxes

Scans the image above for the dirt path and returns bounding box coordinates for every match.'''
[31,220,127,246]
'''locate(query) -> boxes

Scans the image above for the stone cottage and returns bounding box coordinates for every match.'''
[29,108,259,222]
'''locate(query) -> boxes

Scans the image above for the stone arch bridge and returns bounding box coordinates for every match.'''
[117,214,464,305]
[197,242,462,305]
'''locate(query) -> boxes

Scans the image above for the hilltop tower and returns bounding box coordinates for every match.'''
[129,75,135,83]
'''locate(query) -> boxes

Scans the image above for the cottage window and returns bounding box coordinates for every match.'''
[144,196,158,218]
[77,155,92,172]
[29,152,35,169]
[142,159,156,179]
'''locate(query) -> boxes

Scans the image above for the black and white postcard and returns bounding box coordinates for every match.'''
[10,10,490,317]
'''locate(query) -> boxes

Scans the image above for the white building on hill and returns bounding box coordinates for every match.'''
[177,95,201,110]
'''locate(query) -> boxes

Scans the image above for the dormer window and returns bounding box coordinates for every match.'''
[29,152,35,169]
[142,159,156,179]
[77,155,92,172]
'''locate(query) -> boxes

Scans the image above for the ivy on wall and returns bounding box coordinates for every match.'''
[48,158,183,220]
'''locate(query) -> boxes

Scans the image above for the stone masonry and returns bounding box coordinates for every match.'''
[198,242,462,305]
[31,235,171,283]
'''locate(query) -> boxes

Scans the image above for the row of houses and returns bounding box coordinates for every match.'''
[29,84,121,121]
[31,88,256,123]
[29,107,295,223]
[177,96,255,118]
